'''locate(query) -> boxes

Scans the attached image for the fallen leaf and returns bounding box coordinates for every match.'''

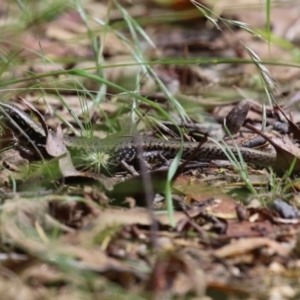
[174,176,238,219]
[224,99,252,135]
[78,207,202,242]
[246,124,300,173]
[45,126,79,177]
[214,237,289,258]
[146,252,206,296]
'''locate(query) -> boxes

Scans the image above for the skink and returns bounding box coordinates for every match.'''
[0,102,277,170]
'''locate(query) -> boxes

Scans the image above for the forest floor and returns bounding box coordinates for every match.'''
[1,0,300,299]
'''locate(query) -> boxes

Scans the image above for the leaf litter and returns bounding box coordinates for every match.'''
[1,0,300,299]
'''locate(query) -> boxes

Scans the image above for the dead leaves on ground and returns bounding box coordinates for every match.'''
[2,98,300,299]
[1,190,300,298]
[2,0,300,298]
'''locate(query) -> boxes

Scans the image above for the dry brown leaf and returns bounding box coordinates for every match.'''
[45,127,79,177]
[225,219,274,238]
[214,237,290,258]
[174,176,238,219]
[224,99,252,135]
[268,136,300,173]
[78,207,202,244]
[45,126,66,157]
[247,124,300,173]
[0,148,29,172]
[146,253,206,296]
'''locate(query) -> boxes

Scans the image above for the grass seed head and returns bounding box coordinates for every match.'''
[80,149,111,173]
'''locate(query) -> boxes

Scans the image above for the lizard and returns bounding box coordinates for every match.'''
[0,101,277,171]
